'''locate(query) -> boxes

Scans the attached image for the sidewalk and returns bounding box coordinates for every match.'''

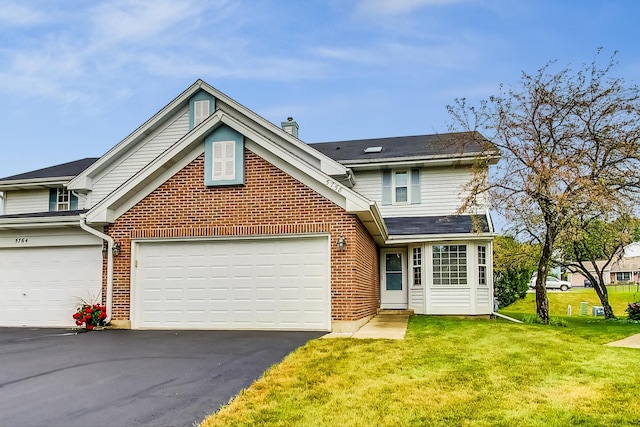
[606,333,640,349]
[323,312,410,340]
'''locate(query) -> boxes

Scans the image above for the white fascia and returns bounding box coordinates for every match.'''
[0,177,74,191]
[343,152,501,171]
[69,81,206,191]
[385,232,497,245]
[84,110,221,224]
[0,215,81,230]
[197,81,350,178]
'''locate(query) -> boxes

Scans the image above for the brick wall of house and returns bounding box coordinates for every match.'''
[103,148,380,324]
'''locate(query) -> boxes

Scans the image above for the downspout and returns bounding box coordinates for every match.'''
[492,311,523,323]
[79,214,113,324]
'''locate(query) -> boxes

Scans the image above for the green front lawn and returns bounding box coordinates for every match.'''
[504,287,639,319]
[201,295,640,427]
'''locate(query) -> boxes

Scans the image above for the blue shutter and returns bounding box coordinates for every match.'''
[49,189,57,212]
[382,171,391,205]
[411,169,421,204]
[70,193,78,210]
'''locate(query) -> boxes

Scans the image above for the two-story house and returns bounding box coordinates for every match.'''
[0,80,499,330]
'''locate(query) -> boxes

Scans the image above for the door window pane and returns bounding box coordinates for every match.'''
[385,253,403,291]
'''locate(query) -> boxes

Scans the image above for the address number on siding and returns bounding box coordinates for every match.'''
[326,179,344,193]
[15,238,29,244]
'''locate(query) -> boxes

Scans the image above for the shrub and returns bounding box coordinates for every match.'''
[521,314,567,327]
[626,302,640,321]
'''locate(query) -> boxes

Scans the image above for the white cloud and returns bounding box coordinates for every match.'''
[355,0,470,16]
[0,1,45,26]
[89,0,209,46]
[313,39,478,71]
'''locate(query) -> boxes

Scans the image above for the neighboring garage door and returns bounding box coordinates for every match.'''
[0,246,103,327]
[133,236,330,330]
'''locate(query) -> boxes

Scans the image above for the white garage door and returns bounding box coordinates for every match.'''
[0,246,103,327]
[134,236,330,330]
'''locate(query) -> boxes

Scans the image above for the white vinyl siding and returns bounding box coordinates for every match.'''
[90,109,190,205]
[3,190,49,215]
[352,167,484,217]
[410,241,492,315]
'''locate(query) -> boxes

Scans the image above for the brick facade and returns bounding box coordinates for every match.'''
[103,149,380,324]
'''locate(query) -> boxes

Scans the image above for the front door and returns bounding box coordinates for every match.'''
[380,249,408,309]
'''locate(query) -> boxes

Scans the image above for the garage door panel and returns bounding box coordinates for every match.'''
[0,246,102,327]
[135,237,330,330]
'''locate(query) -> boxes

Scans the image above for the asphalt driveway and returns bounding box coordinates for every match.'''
[0,328,323,427]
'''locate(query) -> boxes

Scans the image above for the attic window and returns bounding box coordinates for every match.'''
[364,146,383,154]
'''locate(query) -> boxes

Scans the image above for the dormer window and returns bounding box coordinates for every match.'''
[49,189,78,212]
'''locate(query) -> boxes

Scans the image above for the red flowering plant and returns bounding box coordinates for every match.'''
[73,303,107,330]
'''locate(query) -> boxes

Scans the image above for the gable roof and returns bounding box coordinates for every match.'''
[0,158,99,191]
[69,80,351,191]
[83,106,388,244]
[0,158,98,181]
[312,131,499,168]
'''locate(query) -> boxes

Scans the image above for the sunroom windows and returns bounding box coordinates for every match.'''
[432,244,468,286]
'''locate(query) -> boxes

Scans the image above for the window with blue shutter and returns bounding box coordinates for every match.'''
[49,189,78,211]
[382,171,392,205]
[411,169,421,204]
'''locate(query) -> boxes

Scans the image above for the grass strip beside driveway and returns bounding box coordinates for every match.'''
[201,316,640,427]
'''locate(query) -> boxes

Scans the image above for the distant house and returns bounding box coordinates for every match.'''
[0,80,500,330]
[569,242,640,286]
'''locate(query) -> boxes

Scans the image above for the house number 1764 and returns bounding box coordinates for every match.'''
[15,238,28,244]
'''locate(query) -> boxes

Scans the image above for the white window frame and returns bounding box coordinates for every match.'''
[478,245,487,286]
[194,100,210,126]
[392,170,410,205]
[56,188,70,211]
[616,272,631,282]
[411,246,423,287]
[211,140,236,182]
[432,244,468,287]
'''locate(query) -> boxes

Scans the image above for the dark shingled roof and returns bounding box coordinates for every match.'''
[0,209,88,219]
[311,132,493,162]
[384,215,490,235]
[0,158,99,181]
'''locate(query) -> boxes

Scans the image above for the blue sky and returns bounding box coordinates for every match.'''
[1,0,638,178]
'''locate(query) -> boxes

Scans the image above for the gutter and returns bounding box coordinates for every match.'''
[79,214,113,324]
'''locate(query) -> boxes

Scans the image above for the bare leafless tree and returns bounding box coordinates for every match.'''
[448,49,640,322]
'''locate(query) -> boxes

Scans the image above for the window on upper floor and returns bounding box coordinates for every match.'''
[189,91,215,129]
[193,100,210,126]
[382,169,421,206]
[394,171,408,203]
[49,188,78,212]
[204,124,244,186]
